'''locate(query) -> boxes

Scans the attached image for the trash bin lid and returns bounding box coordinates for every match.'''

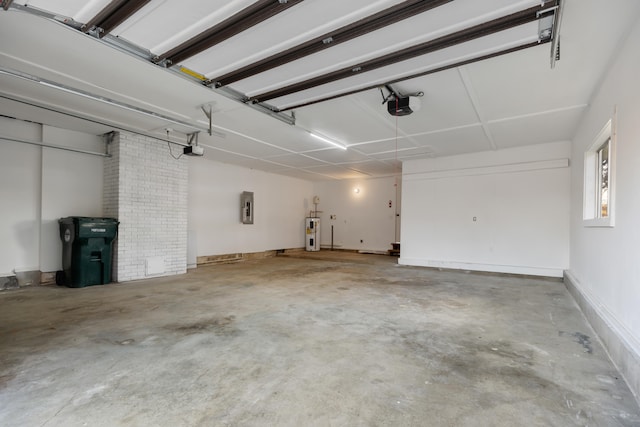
[59,217,119,238]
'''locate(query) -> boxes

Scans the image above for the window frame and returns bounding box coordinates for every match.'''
[583,119,616,227]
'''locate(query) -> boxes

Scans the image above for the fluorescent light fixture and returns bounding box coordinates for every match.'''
[309,132,347,150]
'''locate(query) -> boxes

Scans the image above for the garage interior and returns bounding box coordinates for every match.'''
[1,0,639,425]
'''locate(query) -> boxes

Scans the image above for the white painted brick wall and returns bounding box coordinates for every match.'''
[103,132,188,281]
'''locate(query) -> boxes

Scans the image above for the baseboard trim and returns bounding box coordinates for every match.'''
[41,271,56,285]
[564,271,640,405]
[1,275,19,290]
[197,248,305,266]
[398,258,564,278]
[1,270,57,290]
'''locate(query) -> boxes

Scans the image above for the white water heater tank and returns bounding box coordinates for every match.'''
[305,217,320,251]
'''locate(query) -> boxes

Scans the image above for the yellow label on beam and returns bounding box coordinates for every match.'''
[179,67,206,81]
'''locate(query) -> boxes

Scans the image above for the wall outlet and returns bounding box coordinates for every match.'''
[330,214,336,220]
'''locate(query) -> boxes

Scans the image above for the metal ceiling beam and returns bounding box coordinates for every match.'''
[215,85,297,126]
[164,67,296,125]
[3,2,84,30]
[251,2,557,103]
[82,0,152,37]
[208,0,453,88]
[156,0,304,66]
[3,2,297,126]
[278,40,549,111]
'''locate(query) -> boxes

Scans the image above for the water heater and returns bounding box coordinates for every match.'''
[305,217,320,251]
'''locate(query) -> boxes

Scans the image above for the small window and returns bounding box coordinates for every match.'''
[583,120,615,227]
[596,138,610,218]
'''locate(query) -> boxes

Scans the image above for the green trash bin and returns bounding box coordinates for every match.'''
[57,217,119,288]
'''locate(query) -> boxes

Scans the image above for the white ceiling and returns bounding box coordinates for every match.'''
[1,0,639,181]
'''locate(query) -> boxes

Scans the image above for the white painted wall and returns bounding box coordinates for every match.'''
[188,159,313,256]
[0,118,104,276]
[313,176,400,252]
[0,117,42,276]
[40,126,104,272]
[567,17,640,365]
[400,141,571,277]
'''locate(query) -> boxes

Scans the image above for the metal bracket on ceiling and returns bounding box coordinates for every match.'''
[85,26,103,38]
[380,86,394,104]
[536,5,559,17]
[251,101,296,126]
[380,85,424,104]
[104,131,116,145]
[187,131,199,146]
[103,131,116,155]
[154,58,171,68]
[2,0,14,11]
[549,0,563,68]
[200,105,212,136]
[192,103,226,138]
[535,1,562,68]
[536,3,557,41]
[212,85,296,126]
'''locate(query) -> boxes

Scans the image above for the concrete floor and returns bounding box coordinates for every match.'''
[1,253,639,426]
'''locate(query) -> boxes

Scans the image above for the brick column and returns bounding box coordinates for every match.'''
[103,131,188,281]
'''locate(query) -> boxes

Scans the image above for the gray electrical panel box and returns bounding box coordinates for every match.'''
[241,191,254,224]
